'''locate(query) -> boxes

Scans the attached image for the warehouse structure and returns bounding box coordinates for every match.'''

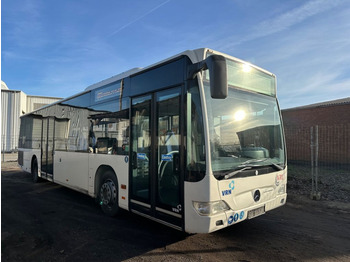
[281,97,350,166]
[1,81,62,152]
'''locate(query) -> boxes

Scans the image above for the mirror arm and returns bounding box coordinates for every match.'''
[187,61,207,80]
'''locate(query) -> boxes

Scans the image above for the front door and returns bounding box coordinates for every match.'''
[130,95,152,208]
[130,87,183,228]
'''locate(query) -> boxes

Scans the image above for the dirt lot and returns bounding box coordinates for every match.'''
[2,161,350,262]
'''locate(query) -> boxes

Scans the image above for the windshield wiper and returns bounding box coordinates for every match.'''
[224,166,252,179]
[216,159,284,180]
[240,158,284,171]
[266,161,284,170]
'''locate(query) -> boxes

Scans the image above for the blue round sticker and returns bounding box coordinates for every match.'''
[125,156,129,163]
[228,215,234,225]
[240,211,244,220]
[233,213,239,222]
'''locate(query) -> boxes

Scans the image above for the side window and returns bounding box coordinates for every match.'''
[66,108,90,152]
[186,81,206,182]
[55,119,69,151]
[89,111,129,155]
[18,116,42,149]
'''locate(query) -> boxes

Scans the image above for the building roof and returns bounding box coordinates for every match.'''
[283,97,350,111]
[1,80,9,90]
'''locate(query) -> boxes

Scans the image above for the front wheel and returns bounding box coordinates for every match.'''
[98,171,119,216]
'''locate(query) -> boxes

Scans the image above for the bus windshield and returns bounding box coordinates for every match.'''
[204,65,285,179]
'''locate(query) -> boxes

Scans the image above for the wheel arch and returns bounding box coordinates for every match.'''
[94,165,118,197]
[31,154,38,172]
[31,154,40,183]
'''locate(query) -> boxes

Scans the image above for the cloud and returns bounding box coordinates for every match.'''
[4,0,46,49]
[218,0,344,51]
[109,0,171,37]
[241,2,350,109]
[249,0,342,40]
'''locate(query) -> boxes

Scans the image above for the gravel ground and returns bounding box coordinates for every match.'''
[287,163,350,203]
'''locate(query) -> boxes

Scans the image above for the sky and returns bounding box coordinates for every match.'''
[2,0,350,109]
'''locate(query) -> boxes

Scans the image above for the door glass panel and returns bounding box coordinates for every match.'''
[41,118,54,175]
[55,119,69,151]
[47,118,54,174]
[42,118,48,174]
[157,88,181,208]
[131,95,151,202]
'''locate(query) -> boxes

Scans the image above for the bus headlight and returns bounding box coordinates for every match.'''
[193,200,230,216]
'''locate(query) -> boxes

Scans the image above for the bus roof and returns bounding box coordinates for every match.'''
[84,48,274,92]
[84,48,208,92]
[21,48,275,117]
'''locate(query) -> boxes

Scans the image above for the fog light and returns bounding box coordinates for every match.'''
[216,220,224,226]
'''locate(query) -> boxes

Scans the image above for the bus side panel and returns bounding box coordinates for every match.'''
[88,154,129,211]
[54,151,89,194]
[19,148,41,174]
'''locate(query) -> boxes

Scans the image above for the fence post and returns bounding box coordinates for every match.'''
[2,135,5,163]
[310,126,314,198]
[315,125,319,193]
[310,125,321,200]
[315,125,321,200]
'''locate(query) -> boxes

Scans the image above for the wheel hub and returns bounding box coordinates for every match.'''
[100,180,117,206]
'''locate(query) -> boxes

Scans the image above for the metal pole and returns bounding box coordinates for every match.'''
[310,126,314,198]
[315,125,321,200]
[2,136,5,163]
[315,125,318,193]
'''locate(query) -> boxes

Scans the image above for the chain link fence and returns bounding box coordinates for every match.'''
[1,135,19,163]
[284,124,350,202]
[1,135,19,153]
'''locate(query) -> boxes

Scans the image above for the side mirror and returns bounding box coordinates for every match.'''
[188,54,228,99]
[205,55,228,99]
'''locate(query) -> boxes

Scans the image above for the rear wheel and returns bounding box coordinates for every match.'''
[31,158,39,183]
[98,171,119,216]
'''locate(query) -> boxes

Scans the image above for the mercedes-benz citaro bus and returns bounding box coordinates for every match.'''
[18,48,287,233]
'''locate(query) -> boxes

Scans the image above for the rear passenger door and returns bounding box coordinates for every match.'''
[41,117,54,180]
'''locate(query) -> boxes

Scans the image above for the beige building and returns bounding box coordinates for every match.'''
[1,80,62,152]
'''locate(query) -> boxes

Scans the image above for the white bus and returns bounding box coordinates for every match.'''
[18,48,287,233]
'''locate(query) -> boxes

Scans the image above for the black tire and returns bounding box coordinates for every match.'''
[32,158,39,183]
[98,171,119,216]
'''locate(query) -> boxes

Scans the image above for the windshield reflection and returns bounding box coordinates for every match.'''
[204,86,285,178]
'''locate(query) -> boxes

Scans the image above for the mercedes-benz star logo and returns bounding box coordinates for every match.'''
[253,190,261,202]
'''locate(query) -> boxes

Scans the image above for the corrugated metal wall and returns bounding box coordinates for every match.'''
[1,91,62,152]
[1,90,22,152]
[26,96,62,113]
